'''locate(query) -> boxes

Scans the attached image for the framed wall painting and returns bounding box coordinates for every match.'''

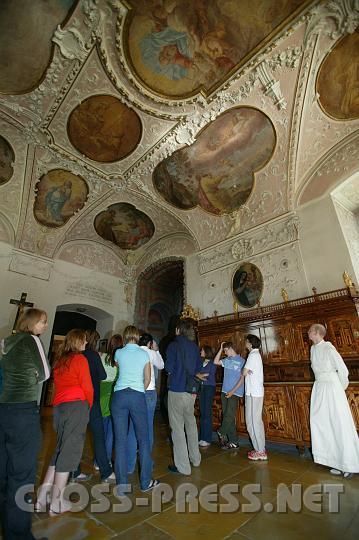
[232,262,263,308]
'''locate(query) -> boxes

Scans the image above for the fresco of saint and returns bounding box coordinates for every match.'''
[0,136,15,186]
[33,169,88,228]
[125,0,309,97]
[94,203,155,250]
[153,107,276,215]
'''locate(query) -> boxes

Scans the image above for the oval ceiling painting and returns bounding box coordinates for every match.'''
[317,28,359,120]
[232,262,263,309]
[0,135,15,186]
[33,169,89,228]
[153,107,276,215]
[67,95,142,162]
[0,0,76,94]
[94,203,155,250]
[125,0,309,98]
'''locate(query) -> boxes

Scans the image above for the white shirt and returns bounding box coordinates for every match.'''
[140,345,164,391]
[244,348,264,397]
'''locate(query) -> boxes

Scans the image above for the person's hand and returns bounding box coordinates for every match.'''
[196,373,209,381]
[152,340,159,351]
[225,391,234,398]
[247,369,253,375]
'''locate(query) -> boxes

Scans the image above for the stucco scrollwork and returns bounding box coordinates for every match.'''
[199,214,300,275]
[52,26,92,62]
[304,0,359,45]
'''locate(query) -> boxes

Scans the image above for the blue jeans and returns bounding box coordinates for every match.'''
[103,416,114,463]
[112,388,152,492]
[199,385,216,443]
[127,390,157,474]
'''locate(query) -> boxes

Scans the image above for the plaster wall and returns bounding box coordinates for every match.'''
[0,241,131,351]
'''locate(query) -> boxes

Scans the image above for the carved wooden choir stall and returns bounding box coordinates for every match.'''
[197,287,359,451]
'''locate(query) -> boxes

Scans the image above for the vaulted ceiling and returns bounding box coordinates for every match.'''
[0,0,358,281]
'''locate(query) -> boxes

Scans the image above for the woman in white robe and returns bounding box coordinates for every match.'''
[308,324,359,477]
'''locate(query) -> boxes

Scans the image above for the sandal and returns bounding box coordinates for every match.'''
[141,479,160,492]
[34,502,46,513]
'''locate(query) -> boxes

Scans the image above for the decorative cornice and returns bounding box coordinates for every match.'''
[198,215,300,274]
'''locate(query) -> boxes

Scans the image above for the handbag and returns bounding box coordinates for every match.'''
[177,341,202,395]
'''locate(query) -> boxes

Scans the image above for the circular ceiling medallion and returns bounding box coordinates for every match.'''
[67,95,142,162]
[0,135,15,186]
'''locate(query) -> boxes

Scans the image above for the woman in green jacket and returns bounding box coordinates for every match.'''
[0,308,50,540]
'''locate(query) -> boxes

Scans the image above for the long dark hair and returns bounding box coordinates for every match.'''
[54,329,86,372]
[105,334,123,366]
[86,329,100,351]
[201,344,214,360]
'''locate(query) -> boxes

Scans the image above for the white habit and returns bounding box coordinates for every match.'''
[310,340,359,473]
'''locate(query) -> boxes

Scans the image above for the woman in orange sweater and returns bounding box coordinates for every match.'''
[36,329,93,515]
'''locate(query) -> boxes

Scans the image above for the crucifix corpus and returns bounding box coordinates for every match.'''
[9,292,34,333]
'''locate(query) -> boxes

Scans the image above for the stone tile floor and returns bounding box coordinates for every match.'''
[8,411,359,539]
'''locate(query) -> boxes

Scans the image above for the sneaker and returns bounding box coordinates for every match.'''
[141,479,160,492]
[343,472,353,479]
[223,442,240,450]
[217,430,227,445]
[93,463,99,471]
[199,441,211,447]
[330,468,342,475]
[103,472,116,483]
[248,450,268,461]
[69,472,92,482]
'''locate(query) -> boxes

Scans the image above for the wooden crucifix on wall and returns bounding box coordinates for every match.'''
[9,292,34,333]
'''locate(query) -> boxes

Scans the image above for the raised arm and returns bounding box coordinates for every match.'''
[151,340,164,370]
[213,342,225,365]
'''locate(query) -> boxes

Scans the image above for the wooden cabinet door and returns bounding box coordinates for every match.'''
[262,323,294,364]
[327,317,359,358]
[347,385,359,431]
[263,385,296,441]
[292,385,312,443]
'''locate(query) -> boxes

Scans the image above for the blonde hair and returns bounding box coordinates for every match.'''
[123,325,140,345]
[16,308,47,334]
[54,329,87,371]
[310,323,326,337]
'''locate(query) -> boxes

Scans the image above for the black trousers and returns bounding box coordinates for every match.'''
[0,402,41,540]
[74,400,112,480]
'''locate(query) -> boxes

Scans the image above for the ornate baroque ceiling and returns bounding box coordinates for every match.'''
[0,0,358,283]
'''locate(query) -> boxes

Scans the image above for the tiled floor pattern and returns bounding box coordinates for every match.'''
[8,412,359,539]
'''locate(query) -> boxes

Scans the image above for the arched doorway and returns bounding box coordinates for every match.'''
[42,303,114,405]
[135,259,184,342]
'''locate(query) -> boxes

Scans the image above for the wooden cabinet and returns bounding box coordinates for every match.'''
[198,288,359,448]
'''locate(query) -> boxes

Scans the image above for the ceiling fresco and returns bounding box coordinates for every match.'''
[0,135,15,186]
[0,0,76,94]
[153,107,276,215]
[0,0,358,280]
[67,95,142,162]
[94,203,155,250]
[125,0,310,97]
[317,27,359,120]
[33,169,89,228]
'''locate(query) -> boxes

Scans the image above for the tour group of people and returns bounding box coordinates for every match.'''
[0,309,358,540]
